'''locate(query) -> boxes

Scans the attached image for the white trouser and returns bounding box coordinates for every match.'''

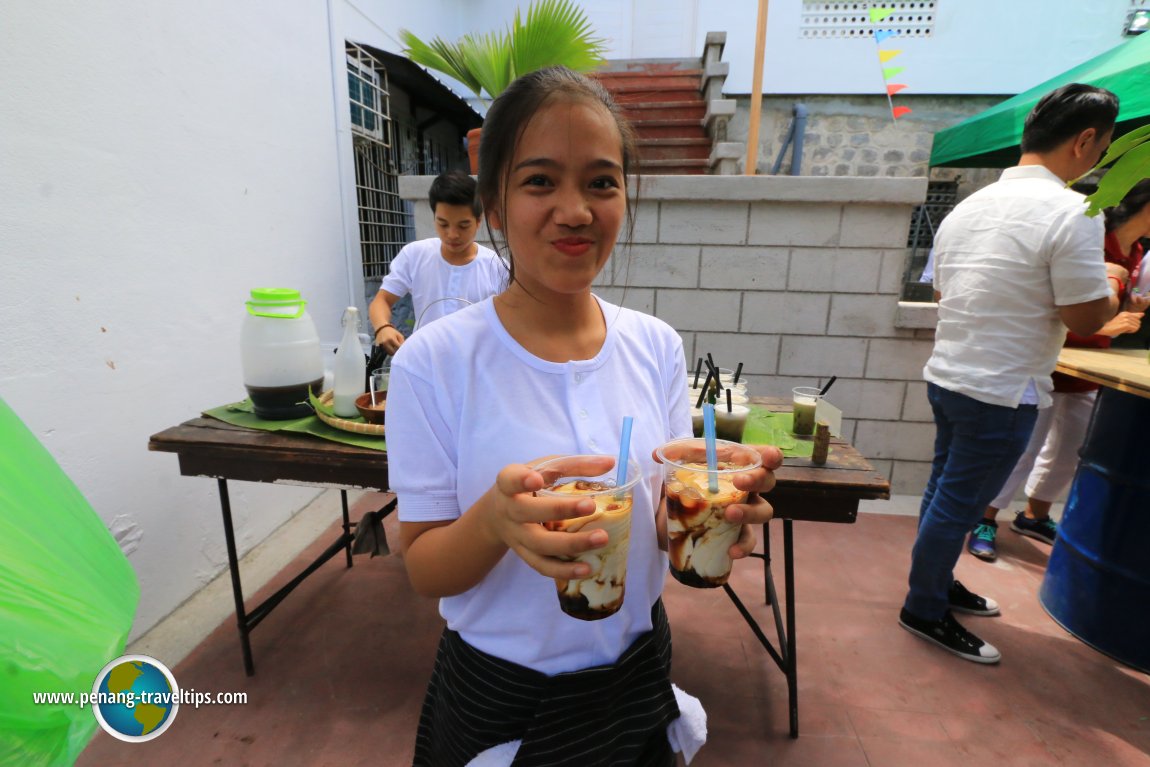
[990,390,1097,509]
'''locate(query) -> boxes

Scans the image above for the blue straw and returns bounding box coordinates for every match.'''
[615,416,634,496]
[702,404,719,493]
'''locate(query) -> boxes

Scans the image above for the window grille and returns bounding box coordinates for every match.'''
[346,43,414,282]
[800,1,936,38]
[901,178,958,301]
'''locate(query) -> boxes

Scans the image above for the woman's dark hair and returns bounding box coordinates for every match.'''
[1020,83,1119,154]
[476,66,639,287]
[1104,178,1150,233]
[429,170,482,217]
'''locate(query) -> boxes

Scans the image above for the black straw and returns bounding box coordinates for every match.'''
[726,388,732,413]
[733,362,743,385]
[693,358,703,388]
[819,376,838,396]
[695,369,714,409]
[706,353,716,377]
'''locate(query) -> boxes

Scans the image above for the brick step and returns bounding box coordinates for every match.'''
[593,73,703,92]
[620,100,706,121]
[638,158,710,175]
[629,119,707,140]
[603,85,702,102]
[635,137,712,161]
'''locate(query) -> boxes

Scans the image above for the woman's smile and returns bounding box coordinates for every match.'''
[551,236,594,256]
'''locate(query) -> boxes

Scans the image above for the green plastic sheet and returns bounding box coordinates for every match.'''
[0,396,139,766]
[931,32,1150,168]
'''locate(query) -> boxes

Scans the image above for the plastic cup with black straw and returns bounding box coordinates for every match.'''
[715,387,750,443]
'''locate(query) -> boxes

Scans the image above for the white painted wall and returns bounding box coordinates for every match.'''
[0,0,384,640]
[391,1,1142,97]
[705,0,1139,95]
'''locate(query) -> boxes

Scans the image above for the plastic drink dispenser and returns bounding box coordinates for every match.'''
[240,288,324,419]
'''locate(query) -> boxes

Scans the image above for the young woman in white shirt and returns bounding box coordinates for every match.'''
[385,66,782,766]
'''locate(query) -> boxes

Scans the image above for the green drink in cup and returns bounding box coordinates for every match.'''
[536,456,642,621]
[792,386,822,436]
[656,438,762,588]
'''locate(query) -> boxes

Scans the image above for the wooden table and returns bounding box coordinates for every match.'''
[150,407,890,736]
[1043,347,1150,672]
[1055,347,1150,398]
[149,417,394,676]
[737,398,890,737]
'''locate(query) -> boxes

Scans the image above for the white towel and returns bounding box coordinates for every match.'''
[667,684,708,763]
[464,684,708,766]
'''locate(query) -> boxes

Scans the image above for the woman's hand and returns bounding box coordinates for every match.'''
[478,455,616,580]
[1126,292,1150,313]
[722,445,784,560]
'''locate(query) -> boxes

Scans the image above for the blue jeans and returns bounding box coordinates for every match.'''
[904,383,1039,620]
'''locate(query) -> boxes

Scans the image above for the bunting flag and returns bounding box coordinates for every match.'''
[868,4,912,121]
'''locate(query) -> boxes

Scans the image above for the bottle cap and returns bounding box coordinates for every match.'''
[246,288,306,318]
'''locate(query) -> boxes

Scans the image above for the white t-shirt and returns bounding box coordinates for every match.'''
[924,165,1110,409]
[387,295,691,675]
[379,238,506,329]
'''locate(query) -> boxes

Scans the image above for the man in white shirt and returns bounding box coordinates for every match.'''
[368,171,507,353]
[901,84,1120,664]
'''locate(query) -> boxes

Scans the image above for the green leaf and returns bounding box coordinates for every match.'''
[308,388,335,417]
[1084,139,1150,216]
[399,0,605,101]
[1091,123,1150,172]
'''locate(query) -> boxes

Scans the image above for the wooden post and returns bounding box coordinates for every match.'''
[745,0,769,175]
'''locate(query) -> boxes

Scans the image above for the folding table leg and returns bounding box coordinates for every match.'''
[217,478,255,676]
[785,519,798,738]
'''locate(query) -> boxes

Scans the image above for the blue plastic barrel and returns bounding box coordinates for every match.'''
[1039,387,1150,673]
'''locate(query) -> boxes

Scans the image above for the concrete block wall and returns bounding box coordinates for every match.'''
[398,174,933,496]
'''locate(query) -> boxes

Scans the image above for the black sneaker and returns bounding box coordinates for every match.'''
[1010,512,1057,545]
[948,579,1000,616]
[899,608,1001,664]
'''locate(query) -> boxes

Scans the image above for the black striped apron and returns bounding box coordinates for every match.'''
[413,600,679,767]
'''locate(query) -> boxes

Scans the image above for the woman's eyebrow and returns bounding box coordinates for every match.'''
[512,157,623,173]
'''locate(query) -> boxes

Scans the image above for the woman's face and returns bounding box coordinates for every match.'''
[488,98,626,301]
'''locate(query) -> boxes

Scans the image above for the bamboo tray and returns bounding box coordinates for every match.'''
[315,391,386,437]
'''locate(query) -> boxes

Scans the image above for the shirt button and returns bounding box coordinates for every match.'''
[579,409,588,419]
[574,372,584,384]
[589,439,598,449]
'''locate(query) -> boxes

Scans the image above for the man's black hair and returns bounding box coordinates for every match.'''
[1020,83,1119,154]
[429,170,481,217]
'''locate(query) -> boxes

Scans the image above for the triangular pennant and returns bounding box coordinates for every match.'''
[878,49,903,63]
[886,83,908,96]
[873,29,895,44]
[882,66,905,80]
[869,7,896,23]
[892,106,913,119]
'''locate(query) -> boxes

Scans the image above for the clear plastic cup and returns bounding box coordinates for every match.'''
[656,438,762,588]
[535,456,642,621]
[792,386,822,436]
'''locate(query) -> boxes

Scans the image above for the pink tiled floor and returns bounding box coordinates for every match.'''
[79,496,1150,766]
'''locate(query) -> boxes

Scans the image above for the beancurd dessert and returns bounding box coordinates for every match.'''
[664,464,749,588]
[542,480,633,621]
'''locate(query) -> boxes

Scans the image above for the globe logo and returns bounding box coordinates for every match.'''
[91,654,180,742]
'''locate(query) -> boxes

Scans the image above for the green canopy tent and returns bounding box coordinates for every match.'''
[931,32,1150,168]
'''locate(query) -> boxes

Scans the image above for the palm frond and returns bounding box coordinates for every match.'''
[400,1,605,101]
[399,28,485,99]
[510,0,607,79]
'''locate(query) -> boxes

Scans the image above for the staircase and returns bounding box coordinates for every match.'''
[593,32,740,175]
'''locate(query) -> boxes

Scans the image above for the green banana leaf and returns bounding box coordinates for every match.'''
[1082,123,1150,216]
